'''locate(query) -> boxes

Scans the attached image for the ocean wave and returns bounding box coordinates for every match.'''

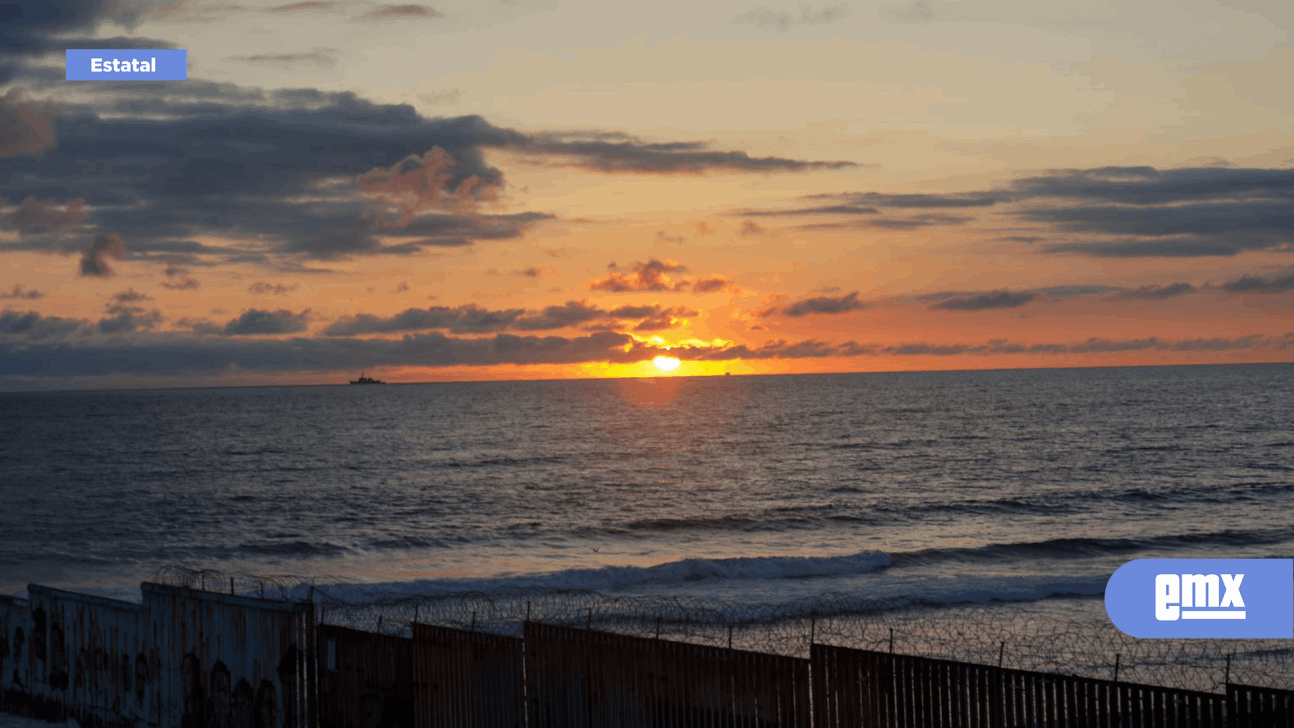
[297,573,1108,622]
[621,515,761,532]
[298,550,895,598]
[235,539,350,557]
[891,528,1294,567]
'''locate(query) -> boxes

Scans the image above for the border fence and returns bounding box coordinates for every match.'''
[2,571,1294,727]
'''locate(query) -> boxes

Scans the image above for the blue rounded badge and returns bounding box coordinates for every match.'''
[1105,559,1292,638]
[66,50,188,81]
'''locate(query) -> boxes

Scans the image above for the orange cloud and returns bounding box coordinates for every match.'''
[590,259,690,292]
[356,147,500,226]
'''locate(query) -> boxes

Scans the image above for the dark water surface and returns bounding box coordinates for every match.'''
[2,364,1291,614]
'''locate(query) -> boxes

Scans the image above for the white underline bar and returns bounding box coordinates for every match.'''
[1182,611,1246,619]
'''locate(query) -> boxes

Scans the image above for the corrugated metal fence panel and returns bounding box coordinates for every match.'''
[317,625,413,728]
[1229,683,1294,728]
[0,595,32,714]
[411,624,524,728]
[524,622,810,728]
[25,584,157,728]
[812,645,1229,728]
[142,582,314,728]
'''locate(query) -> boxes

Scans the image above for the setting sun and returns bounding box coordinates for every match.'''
[653,356,681,372]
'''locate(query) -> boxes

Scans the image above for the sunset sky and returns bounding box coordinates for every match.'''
[2,0,1292,389]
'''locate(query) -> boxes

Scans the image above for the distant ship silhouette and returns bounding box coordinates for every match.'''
[349,371,386,385]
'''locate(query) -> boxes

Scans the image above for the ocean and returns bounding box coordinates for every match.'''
[2,364,1292,685]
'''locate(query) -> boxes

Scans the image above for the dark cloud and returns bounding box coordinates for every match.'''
[1112,283,1198,300]
[0,79,845,270]
[0,0,854,267]
[324,300,697,336]
[1,327,1287,385]
[0,97,554,263]
[1037,285,1121,299]
[739,220,767,237]
[914,285,1116,307]
[97,307,162,334]
[516,132,860,175]
[1014,167,1294,257]
[2,196,85,234]
[79,233,126,277]
[0,329,649,380]
[55,35,181,50]
[743,203,880,218]
[1221,274,1294,294]
[1169,335,1266,351]
[0,2,187,89]
[631,306,698,332]
[804,190,1009,209]
[741,190,1004,221]
[515,265,558,278]
[796,213,975,231]
[270,1,337,10]
[590,259,690,292]
[0,0,140,56]
[229,50,338,68]
[655,230,686,244]
[158,264,201,290]
[883,342,973,356]
[161,276,201,290]
[604,305,659,319]
[0,309,82,340]
[681,339,842,360]
[0,89,60,157]
[929,290,1038,311]
[735,5,850,31]
[513,301,609,331]
[359,4,444,19]
[325,304,523,336]
[0,284,44,300]
[221,308,312,335]
[763,291,865,317]
[874,334,1284,357]
[739,166,1294,257]
[739,192,978,230]
[692,275,737,294]
[111,288,152,303]
[862,213,975,230]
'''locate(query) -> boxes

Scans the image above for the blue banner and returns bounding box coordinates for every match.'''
[66,49,187,81]
[1106,559,1293,638]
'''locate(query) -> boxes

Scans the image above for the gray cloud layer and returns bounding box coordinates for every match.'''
[929,290,1038,311]
[2,0,856,274]
[763,291,866,317]
[1,307,1286,386]
[323,300,697,336]
[743,166,1294,258]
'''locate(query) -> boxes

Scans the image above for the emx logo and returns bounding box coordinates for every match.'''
[1155,573,1245,621]
[1106,559,1292,638]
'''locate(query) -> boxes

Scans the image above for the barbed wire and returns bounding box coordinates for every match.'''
[154,566,1294,694]
[153,565,305,601]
